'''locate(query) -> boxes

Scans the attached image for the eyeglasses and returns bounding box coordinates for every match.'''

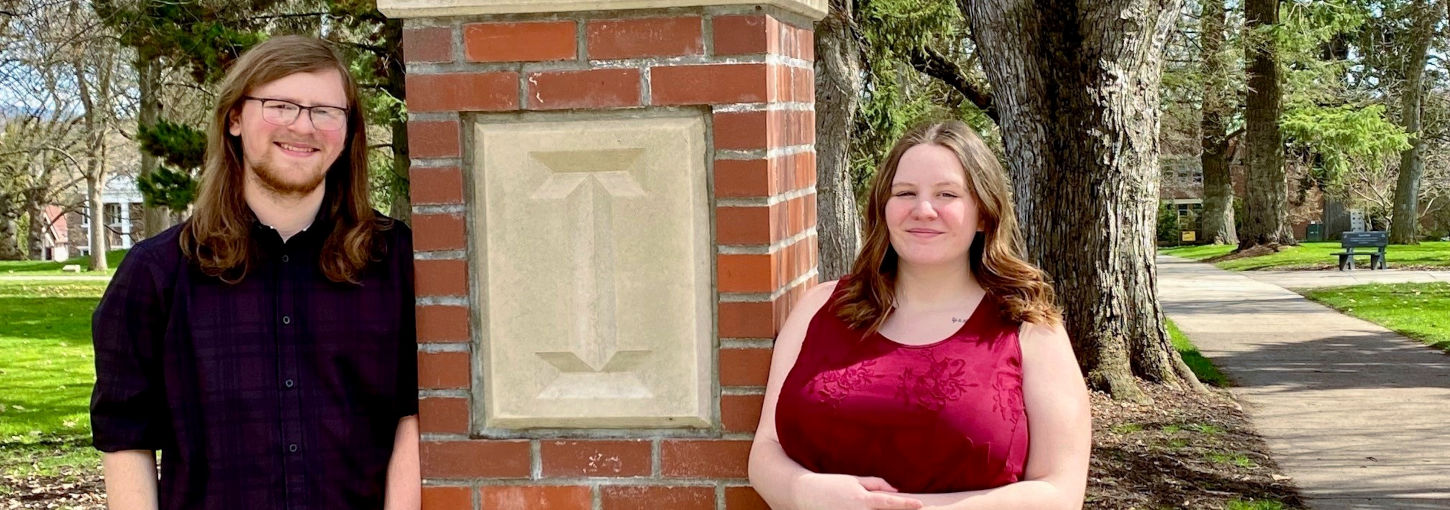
[242,96,348,131]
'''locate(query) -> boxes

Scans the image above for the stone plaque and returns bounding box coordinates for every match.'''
[471,112,713,430]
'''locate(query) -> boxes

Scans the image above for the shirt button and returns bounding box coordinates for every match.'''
[284,379,295,389]
[288,443,299,453]
[282,316,291,325]
[281,255,290,263]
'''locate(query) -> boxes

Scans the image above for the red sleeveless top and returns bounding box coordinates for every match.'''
[775,284,1029,493]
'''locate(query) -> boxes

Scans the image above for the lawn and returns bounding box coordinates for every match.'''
[0,250,128,276]
[0,278,108,501]
[1167,318,1230,387]
[1301,282,1450,352]
[1160,241,1450,271]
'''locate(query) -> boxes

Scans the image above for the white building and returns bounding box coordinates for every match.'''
[76,173,145,256]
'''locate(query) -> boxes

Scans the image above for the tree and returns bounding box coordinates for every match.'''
[1241,0,1295,248]
[815,0,865,279]
[1389,0,1439,244]
[1200,0,1239,245]
[960,0,1204,401]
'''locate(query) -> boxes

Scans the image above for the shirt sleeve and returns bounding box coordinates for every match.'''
[395,227,420,418]
[89,241,170,452]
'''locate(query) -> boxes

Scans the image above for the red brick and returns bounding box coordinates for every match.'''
[725,486,770,510]
[413,213,466,252]
[418,351,470,389]
[421,440,530,478]
[479,486,591,510]
[716,204,784,246]
[651,64,768,105]
[417,304,470,343]
[415,259,468,297]
[406,72,519,112]
[601,486,714,510]
[797,24,814,61]
[660,440,752,478]
[791,66,814,103]
[712,15,774,56]
[714,158,777,198]
[410,166,464,205]
[527,68,640,110]
[713,110,769,150]
[790,151,815,191]
[717,253,775,293]
[464,21,576,62]
[422,486,472,510]
[721,393,764,433]
[587,17,703,59]
[786,195,807,239]
[404,27,452,63]
[409,120,460,159]
[419,396,469,435]
[719,348,772,387]
[717,300,775,338]
[541,440,652,477]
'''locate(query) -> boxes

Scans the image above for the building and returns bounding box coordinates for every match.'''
[72,173,145,256]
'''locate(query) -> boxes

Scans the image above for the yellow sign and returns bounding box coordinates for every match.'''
[1181,231,1197,242]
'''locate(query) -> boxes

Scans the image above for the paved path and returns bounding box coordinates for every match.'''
[1157,256,1450,509]
[1240,268,1450,289]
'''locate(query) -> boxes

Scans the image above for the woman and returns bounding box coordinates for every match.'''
[749,120,1090,509]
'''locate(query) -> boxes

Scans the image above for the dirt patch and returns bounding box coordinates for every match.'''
[1,470,103,509]
[1205,243,1286,264]
[4,386,1303,509]
[1087,385,1305,509]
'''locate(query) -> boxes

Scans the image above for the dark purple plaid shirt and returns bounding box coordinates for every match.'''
[90,215,418,510]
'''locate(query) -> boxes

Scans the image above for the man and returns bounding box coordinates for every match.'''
[90,35,420,510]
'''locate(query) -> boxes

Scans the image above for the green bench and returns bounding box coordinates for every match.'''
[1334,231,1388,270]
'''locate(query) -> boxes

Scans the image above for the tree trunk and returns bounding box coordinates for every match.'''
[86,172,107,271]
[0,203,22,260]
[1389,0,1436,245]
[814,0,864,280]
[1199,0,1237,245]
[1240,0,1293,248]
[24,187,47,260]
[961,0,1204,402]
[137,57,171,237]
[380,18,412,224]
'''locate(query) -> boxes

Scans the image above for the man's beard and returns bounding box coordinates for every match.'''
[252,159,329,197]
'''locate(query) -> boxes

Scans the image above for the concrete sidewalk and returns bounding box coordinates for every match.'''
[1239,268,1450,290]
[1156,256,1450,509]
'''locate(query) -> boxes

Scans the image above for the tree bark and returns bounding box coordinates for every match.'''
[381,18,412,224]
[814,0,864,280]
[137,57,171,237]
[961,0,1204,401]
[0,202,22,260]
[1199,0,1237,245]
[1240,0,1293,248]
[1389,0,1437,245]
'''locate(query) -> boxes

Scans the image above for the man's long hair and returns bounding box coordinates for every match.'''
[180,35,386,284]
[835,120,1061,334]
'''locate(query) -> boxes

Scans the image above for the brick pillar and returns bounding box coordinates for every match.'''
[386,1,823,508]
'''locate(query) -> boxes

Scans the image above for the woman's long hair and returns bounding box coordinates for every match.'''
[179,35,386,284]
[835,120,1061,333]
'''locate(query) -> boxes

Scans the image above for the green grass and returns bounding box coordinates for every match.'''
[1227,499,1286,510]
[1167,318,1230,387]
[0,279,107,490]
[0,249,128,276]
[1301,282,1450,352]
[1207,452,1259,468]
[1160,241,1450,271]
